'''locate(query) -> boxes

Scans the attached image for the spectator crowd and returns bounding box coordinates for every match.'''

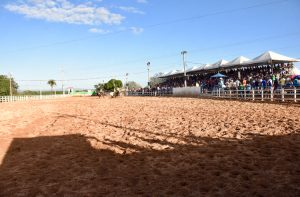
[156,64,299,91]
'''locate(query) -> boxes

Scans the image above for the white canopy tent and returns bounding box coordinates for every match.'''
[243,51,300,65]
[161,70,177,77]
[209,59,228,70]
[163,69,184,77]
[223,56,250,68]
[202,64,213,70]
[186,65,202,72]
[156,51,300,78]
[187,64,207,73]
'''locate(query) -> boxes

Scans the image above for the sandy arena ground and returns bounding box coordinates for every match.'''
[0,97,299,196]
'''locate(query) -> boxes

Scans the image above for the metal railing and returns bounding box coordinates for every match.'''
[203,87,300,102]
[0,94,70,103]
[127,87,300,102]
[127,89,173,97]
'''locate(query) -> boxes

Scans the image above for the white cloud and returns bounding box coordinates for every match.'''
[130,27,144,34]
[5,0,125,25]
[137,0,148,4]
[118,6,145,14]
[89,28,110,34]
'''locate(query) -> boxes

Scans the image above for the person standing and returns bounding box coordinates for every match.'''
[274,78,279,90]
[261,79,267,89]
[235,79,241,89]
[243,78,247,87]
[293,77,299,87]
[280,77,286,88]
[267,78,273,89]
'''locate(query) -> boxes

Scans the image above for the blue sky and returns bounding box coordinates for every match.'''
[0,0,300,90]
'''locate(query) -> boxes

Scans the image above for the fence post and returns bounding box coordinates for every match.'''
[281,88,284,102]
[261,89,264,101]
[270,87,274,102]
[294,88,297,102]
[252,89,255,101]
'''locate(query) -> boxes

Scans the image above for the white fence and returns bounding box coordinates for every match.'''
[128,89,173,97]
[0,95,70,103]
[128,87,300,102]
[173,87,201,97]
[205,88,300,102]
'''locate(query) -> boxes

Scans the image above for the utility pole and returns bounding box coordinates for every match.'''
[61,66,65,95]
[125,73,128,91]
[181,51,187,87]
[8,73,12,96]
[39,81,42,99]
[147,62,150,89]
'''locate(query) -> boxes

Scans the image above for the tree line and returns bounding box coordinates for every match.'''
[0,75,18,96]
[94,79,144,92]
[0,74,155,96]
[0,76,59,96]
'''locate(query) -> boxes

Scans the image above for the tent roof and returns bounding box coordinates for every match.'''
[211,73,227,78]
[245,51,300,65]
[163,69,184,77]
[165,70,179,77]
[187,64,207,73]
[223,56,250,67]
[209,60,228,69]
[186,66,201,72]
[201,63,212,70]
[161,72,171,78]
[154,51,299,78]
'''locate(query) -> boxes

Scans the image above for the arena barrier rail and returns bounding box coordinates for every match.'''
[127,89,173,97]
[127,87,300,102]
[0,94,70,103]
[202,87,300,102]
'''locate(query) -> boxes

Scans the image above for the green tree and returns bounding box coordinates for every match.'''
[104,79,123,91]
[94,83,105,92]
[150,74,166,87]
[0,75,19,96]
[126,81,142,90]
[95,79,123,92]
[21,90,39,95]
[47,79,56,93]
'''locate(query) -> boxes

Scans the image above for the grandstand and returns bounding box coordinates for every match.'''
[156,51,299,80]
[129,51,300,102]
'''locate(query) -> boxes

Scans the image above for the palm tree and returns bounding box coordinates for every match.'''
[47,79,56,93]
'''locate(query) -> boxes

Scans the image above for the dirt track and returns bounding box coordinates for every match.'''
[0,97,300,196]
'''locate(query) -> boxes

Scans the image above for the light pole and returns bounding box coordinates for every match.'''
[125,73,128,91]
[147,62,150,89]
[61,66,65,95]
[39,81,42,99]
[8,73,12,97]
[181,51,187,87]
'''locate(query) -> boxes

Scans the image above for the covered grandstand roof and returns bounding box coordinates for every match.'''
[190,64,206,72]
[209,59,228,70]
[186,66,202,72]
[157,51,300,78]
[202,64,212,70]
[223,56,250,67]
[162,69,183,77]
[245,51,300,65]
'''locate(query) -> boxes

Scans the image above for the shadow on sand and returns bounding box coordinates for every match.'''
[0,132,299,196]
